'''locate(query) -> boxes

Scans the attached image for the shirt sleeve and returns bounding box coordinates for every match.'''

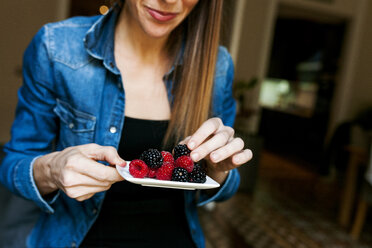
[0,25,58,213]
[197,168,240,206]
[219,47,237,128]
[197,47,240,205]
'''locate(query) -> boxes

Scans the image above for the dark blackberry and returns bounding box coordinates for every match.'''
[193,162,208,173]
[171,167,189,182]
[173,144,191,160]
[189,167,207,183]
[140,148,163,169]
[193,162,204,171]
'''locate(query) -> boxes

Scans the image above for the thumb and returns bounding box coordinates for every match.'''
[79,144,126,167]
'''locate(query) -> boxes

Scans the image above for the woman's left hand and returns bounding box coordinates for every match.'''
[183,117,252,184]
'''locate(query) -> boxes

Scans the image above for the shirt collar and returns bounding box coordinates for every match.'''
[84,4,121,75]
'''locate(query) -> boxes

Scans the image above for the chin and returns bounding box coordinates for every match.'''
[144,25,173,39]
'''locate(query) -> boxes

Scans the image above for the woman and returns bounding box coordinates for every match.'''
[0,0,252,247]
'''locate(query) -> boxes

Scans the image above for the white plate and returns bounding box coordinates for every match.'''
[116,164,220,190]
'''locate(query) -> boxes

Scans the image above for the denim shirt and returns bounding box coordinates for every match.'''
[0,7,240,248]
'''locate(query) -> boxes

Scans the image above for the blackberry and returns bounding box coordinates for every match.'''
[193,162,205,171]
[171,167,189,182]
[173,144,191,160]
[194,162,208,173]
[140,148,163,169]
[189,167,207,183]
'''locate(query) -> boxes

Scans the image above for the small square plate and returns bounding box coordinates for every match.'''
[116,164,220,190]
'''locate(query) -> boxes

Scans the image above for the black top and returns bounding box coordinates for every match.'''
[81,117,195,248]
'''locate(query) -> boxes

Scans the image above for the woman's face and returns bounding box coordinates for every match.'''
[125,0,199,39]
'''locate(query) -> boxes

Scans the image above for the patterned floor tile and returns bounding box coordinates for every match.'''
[199,151,372,248]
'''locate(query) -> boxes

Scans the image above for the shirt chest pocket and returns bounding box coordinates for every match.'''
[53,99,96,147]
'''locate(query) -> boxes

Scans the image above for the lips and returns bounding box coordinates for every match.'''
[146,7,178,22]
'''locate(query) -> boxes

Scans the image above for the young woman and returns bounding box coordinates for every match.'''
[0,0,252,247]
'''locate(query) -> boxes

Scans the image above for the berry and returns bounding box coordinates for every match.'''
[156,162,175,181]
[173,144,191,160]
[148,168,157,178]
[193,162,208,173]
[129,159,149,178]
[161,151,174,164]
[171,167,189,182]
[140,149,163,169]
[189,167,207,183]
[193,162,202,170]
[175,155,194,173]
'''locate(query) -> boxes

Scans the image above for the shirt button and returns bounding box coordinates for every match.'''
[92,208,98,215]
[71,242,77,248]
[110,62,114,68]
[109,126,117,134]
[69,123,74,129]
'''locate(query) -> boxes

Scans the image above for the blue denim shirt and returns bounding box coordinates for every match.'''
[0,7,240,248]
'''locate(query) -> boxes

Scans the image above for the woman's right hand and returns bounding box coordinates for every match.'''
[33,143,126,201]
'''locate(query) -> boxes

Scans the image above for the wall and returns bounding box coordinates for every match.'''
[347,1,372,120]
[231,0,275,133]
[234,0,271,81]
[280,0,357,16]
[0,0,69,144]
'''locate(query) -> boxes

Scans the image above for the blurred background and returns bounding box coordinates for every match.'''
[1,0,372,247]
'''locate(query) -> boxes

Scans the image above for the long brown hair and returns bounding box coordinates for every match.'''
[164,0,224,145]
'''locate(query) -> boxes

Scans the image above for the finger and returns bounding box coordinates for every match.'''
[71,156,125,182]
[190,129,233,162]
[76,193,95,202]
[207,158,236,172]
[209,137,245,163]
[60,170,112,188]
[187,118,224,150]
[64,185,111,200]
[231,149,253,165]
[78,144,126,167]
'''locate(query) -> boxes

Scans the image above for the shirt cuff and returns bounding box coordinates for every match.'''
[13,155,57,214]
[197,168,240,206]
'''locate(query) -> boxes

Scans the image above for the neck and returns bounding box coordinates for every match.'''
[115,5,169,64]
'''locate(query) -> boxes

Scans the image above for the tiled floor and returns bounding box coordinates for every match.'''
[199,150,372,248]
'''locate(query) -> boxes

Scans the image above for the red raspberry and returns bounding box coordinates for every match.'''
[156,162,175,181]
[175,155,194,173]
[148,168,157,178]
[129,159,149,178]
[161,151,174,164]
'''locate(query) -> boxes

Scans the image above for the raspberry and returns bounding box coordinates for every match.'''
[129,159,149,178]
[189,167,207,183]
[140,148,163,169]
[173,144,191,160]
[175,155,194,173]
[148,168,157,178]
[156,162,175,181]
[161,151,174,164]
[171,167,189,182]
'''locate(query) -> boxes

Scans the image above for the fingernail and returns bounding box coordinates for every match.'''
[234,157,240,164]
[211,153,219,161]
[188,141,195,149]
[118,160,126,167]
[191,152,199,161]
